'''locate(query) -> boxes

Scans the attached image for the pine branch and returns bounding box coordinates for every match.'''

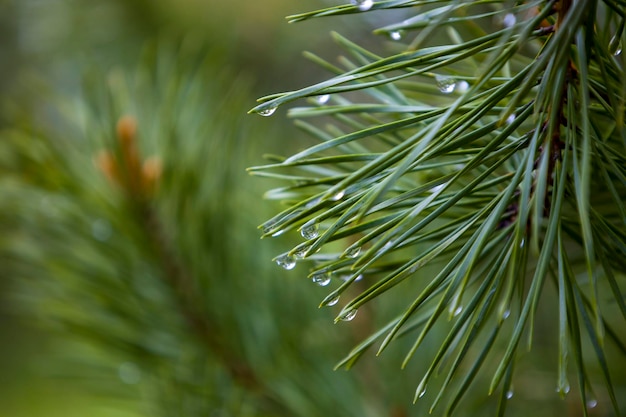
[252,1,626,415]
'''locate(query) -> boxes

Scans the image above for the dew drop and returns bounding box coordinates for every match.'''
[506,389,514,399]
[340,273,363,282]
[294,245,311,259]
[351,0,373,11]
[344,246,361,259]
[326,295,340,306]
[609,35,623,56]
[312,272,331,287]
[258,106,277,117]
[456,80,470,93]
[502,309,511,320]
[340,309,358,321]
[453,306,463,316]
[506,114,516,125]
[430,183,445,194]
[271,229,287,237]
[300,222,320,240]
[330,189,346,201]
[556,382,571,395]
[390,31,402,41]
[435,75,456,94]
[276,254,296,270]
[503,13,516,28]
[418,387,427,398]
[261,221,276,235]
[586,399,597,409]
[316,94,330,104]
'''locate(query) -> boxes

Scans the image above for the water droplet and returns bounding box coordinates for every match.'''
[276,254,296,270]
[92,218,112,242]
[261,221,276,235]
[586,399,597,409]
[505,389,514,399]
[430,183,445,193]
[300,222,319,240]
[502,309,511,319]
[503,13,516,28]
[340,273,363,282]
[271,229,287,237]
[312,272,331,287]
[316,94,330,104]
[294,244,311,259]
[456,80,470,93]
[344,246,361,258]
[330,189,346,201]
[351,0,373,11]
[453,306,463,316]
[418,387,427,398]
[390,31,402,41]
[118,362,142,385]
[340,309,358,321]
[609,35,623,56]
[326,295,340,306]
[258,106,277,117]
[556,382,571,395]
[305,197,321,208]
[506,114,516,125]
[435,75,456,94]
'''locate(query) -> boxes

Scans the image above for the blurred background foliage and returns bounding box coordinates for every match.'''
[0,1,623,417]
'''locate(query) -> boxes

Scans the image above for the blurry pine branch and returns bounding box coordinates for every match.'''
[0,41,407,417]
[250,1,626,416]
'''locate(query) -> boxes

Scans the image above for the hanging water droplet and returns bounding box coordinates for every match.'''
[502,309,511,320]
[305,197,322,208]
[340,309,358,321]
[456,80,470,93]
[389,31,402,41]
[430,183,445,194]
[351,0,373,11]
[258,105,277,117]
[556,382,571,395]
[294,244,311,259]
[502,13,516,28]
[344,246,361,258]
[453,306,463,316]
[312,272,331,287]
[341,273,364,282]
[316,94,330,104]
[505,389,514,399]
[326,295,340,306]
[261,221,276,235]
[506,114,516,125]
[300,222,319,240]
[586,399,598,409]
[276,254,296,270]
[330,189,346,201]
[435,75,456,94]
[418,386,427,398]
[271,229,287,237]
[609,35,623,56]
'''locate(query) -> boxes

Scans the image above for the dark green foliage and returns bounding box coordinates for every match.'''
[251,1,626,416]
